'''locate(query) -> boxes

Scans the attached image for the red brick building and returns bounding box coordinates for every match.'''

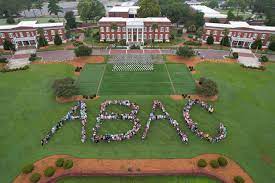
[98,17,172,45]
[108,6,139,18]
[0,21,65,49]
[203,21,275,48]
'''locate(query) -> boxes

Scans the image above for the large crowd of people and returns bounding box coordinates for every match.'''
[41,101,87,146]
[91,100,141,143]
[142,100,188,143]
[183,99,227,143]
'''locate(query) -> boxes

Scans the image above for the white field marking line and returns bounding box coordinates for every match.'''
[164,64,176,94]
[96,64,107,95]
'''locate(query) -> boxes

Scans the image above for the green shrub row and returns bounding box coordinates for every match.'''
[55,158,74,169]
[44,166,56,177]
[1,65,29,73]
[197,156,228,168]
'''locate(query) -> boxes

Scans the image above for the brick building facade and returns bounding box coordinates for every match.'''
[108,6,139,18]
[0,21,65,49]
[203,21,275,48]
[98,17,172,45]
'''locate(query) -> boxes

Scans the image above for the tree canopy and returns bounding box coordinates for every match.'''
[137,0,160,18]
[77,0,105,22]
[64,11,77,30]
[48,0,63,20]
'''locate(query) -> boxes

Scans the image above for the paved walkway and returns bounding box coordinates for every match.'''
[14,154,254,183]
[37,50,75,61]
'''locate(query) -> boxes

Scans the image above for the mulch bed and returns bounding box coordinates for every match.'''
[166,55,236,67]
[13,154,254,183]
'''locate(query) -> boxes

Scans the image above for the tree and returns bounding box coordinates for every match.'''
[34,0,44,15]
[251,39,263,49]
[197,77,218,97]
[220,28,230,47]
[48,0,63,20]
[54,34,62,45]
[52,78,79,98]
[3,39,15,51]
[207,34,214,45]
[111,23,118,32]
[194,12,205,28]
[268,35,275,51]
[227,9,235,20]
[64,11,77,30]
[137,0,160,18]
[176,46,195,58]
[74,45,92,57]
[77,0,105,23]
[207,0,219,9]
[226,0,248,17]
[6,17,15,24]
[37,28,48,47]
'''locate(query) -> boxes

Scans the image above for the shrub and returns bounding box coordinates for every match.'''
[210,160,219,168]
[54,34,63,45]
[73,41,84,47]
[206,34,214,45]
[44,166,55,177]
[22,164,34,174]
[220,36,230,47]
[197,159,207,168]
[52,77,79,98]
[232,52,239,59]
[63,159,73,169]
[29,53,37,61]
[176,46,194,58]
[38,36,48,47]
[1,65,29,73]
[234,176,245,183]
[0,57,8,63]
[259,55,269,62]
[29,173,41,183]
[184,40,202,46]
[6,17,15,24]
[48,19,56,23]
[55,158,65,167]
[197,77,218,97]
[74,45,92,57]
[217,157,228,167]
[188,34,193,39]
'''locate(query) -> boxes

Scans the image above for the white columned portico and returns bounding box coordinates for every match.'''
[136,28,139,42]
[131,28,134,42]
[126,28,129,43]
[126,19,144,45]
[142,28,144,43]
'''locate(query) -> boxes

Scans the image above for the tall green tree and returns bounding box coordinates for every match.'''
[137,0,160,18]
[64,11,77,30]
[207,0,219,9]
[77,0,105,23]
[34,0,44,15]
[48,0,63,20]
[226,0,248,17]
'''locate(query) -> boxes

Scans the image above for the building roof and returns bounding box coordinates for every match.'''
[99,17,171,23]
[205,21,275,32]
[190,5,227,19]
[108,6,139,13]
[0,21,64,30]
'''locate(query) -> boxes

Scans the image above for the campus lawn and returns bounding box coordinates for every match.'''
[76,63,196,95]
[57,176,219,183]
[0,63,275,183]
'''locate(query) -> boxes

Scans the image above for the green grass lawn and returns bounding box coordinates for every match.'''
[77,63,196,95]
[0,63,275,183]
[57,176,219,183]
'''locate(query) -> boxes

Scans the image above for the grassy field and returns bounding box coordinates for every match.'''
[0,63,275,183]
[57,176,219,183]
[77,63,196,95]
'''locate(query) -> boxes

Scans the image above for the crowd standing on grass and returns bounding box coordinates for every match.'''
[183,99,227,143]
[91,100,141,143]
[142,100,188,143]
[41,101,87,146]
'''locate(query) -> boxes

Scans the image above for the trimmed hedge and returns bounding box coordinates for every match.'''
[233,52,239,59]
[63,159,74,169]
[22,164,34,174]
[55,158,65,167]
[217,157,228,167]
[197,159,207,168]
[210,160,219,169]
[29,173,41,183]
[0,65,29,73]
[234,176,245,183]
[44,166,56,177]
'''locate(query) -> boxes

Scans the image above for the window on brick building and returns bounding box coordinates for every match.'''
[154,34,158,40]
[122,27,126,32]
[165,34,169,40]
[117,27,121,32]
[112,34,115,40]
[58,29,62,34]
[206,30,211,35]
[117,34,121,40]
[31,32,34,36]
[144,27,147,32]
[229,32,232,36]
[100,27,104,32]
[165,27,169,32]
[9,33,13,38]
[44,31,48,35]
[159,34,163,40]
[26,32,30,37]
[149,27,152,32]
[123,34,126,39]
[149,34,152,39]
[51,30,55,35]
[106,27,110,32]
[261,34,266,39]
[244,33,247,38]
[101,34,105,39]
[160,27,164,32]
[144,34,147,39]
[237,32,241,37]
[213,30,217,35]
[106,34,110,40]
[15,33,18,37]
[253,33,258,39]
